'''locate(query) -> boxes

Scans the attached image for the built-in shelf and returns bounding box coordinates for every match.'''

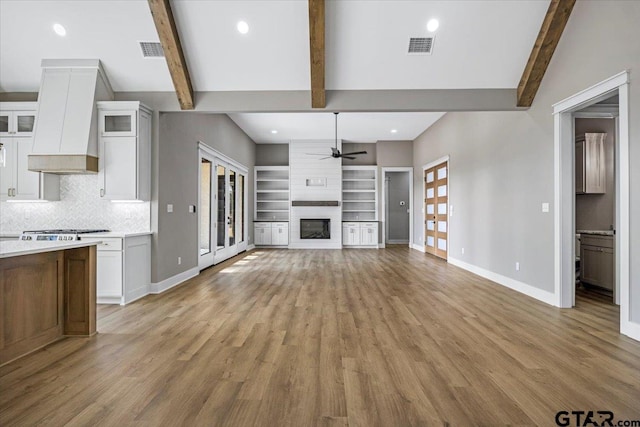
[255,166,289,222]
[342,166,378,222]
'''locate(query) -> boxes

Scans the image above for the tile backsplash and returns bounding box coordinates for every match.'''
[0,175,150,233]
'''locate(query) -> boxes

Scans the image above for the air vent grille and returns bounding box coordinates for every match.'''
[408,37,434,55]
[139,41,164,58]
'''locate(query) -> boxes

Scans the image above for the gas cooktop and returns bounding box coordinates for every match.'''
[19,229,111,241]
[23,229,110,234]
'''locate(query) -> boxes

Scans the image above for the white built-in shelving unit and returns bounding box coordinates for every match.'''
[342,166,377,222]
[255,166,290,222]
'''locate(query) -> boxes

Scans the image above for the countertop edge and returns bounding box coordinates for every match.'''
[0,241,101,259]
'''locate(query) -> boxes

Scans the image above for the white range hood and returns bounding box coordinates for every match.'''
[28,59,114,174]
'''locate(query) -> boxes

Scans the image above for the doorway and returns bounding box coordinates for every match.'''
[198,144,248,270]
[381,167,413,246]
[423,158,448,260]
[554,71,636,340]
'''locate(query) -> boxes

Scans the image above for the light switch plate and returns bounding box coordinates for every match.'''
[542,202,549,213]
[167,204,173,213]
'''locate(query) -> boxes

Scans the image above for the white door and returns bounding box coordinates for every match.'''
[199,150,248,269]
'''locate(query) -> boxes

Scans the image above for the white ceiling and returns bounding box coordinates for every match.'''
[228,112,445,143]
[0,0,549,142]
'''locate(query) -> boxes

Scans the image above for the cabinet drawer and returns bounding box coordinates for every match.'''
[83,237,123,251]
[272,222,288,228]
[254,222,272,229]
[580,235,614,249]
[361,222,377,228]
[342,222,359,228]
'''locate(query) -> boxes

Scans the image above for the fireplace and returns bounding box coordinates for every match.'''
[300,219,331,239]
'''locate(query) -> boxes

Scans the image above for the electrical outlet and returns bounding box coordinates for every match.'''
[167,204,173,213]
[450,205,454,217]
[515,262,520,271]
[461,247,465,254]
[178,256,182,265]
[542,203,549,213]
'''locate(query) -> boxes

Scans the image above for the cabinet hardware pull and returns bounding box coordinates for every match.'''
[100,189,104,197]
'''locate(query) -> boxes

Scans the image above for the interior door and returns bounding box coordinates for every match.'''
[199,152,214,269]
[424,161,448,259]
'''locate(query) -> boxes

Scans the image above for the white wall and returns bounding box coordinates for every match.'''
[411,1,640,324]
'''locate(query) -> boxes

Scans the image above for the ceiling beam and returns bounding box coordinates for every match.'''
[148,0,194,110]
[308,0,325,108]
[517,0,576,107]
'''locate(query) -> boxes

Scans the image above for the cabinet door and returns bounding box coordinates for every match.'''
[97,251,123,297]
[575,141,585,194]
[343,226,359,245]
[254,225,272,245]
[14,111,36,136]
[99,110,137,137]
[584,136,605,193]
[0,112,9,135]
[99,136,137,200]
[14,138,40,200]
[360,225,377,246]
[271,225,288,245]
[0,139,15,199]
[581,245,614,290]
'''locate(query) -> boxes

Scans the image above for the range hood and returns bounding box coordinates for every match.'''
[28,59,114,174]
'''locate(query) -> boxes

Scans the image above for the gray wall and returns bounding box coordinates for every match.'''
[154,112,255,283]
[256,144,289,166]
[386,171,410,242]
[412,1,640,322]
[342,142,376,165]
[575,118,615,231]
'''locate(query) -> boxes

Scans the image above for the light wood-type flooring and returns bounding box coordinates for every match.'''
[1,247,639,426]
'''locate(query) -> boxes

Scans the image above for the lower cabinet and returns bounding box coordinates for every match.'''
[82,235,151,305]
[580,235,614,291]
[342,222,378,247]
[254,222,289,246]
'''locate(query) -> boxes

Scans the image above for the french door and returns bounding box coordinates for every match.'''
[424,160,448,259]
[199,147,247,269]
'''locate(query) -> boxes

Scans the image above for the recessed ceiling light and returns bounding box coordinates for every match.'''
[390,129,398,134]
[271,130,278,134]
[53,23,66,37]
[427,19,439,32]
[237,21,249,34]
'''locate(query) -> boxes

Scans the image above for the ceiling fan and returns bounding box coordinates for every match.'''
[308,112,367,160]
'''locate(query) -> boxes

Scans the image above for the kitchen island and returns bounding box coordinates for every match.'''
[0,240,98,366]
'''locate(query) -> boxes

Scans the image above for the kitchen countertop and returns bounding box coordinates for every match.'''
[577,230,614,236]
[81,231,153,238]
[0,240,101,259]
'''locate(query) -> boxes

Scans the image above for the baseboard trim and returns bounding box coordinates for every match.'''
[246,244,256,251]
[411,243,426,253]
[448,257,557,306]
[97,296,122,305]
[621,319,640,341]
[387,239,409,244]
[124,286,150,305]
[150,267,199,295]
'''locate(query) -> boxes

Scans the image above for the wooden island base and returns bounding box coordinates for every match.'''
[0,245,96,366]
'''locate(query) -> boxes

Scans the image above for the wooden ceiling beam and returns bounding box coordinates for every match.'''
[148,0,194,110]
[308,0,326,108]
[517,0,576,107]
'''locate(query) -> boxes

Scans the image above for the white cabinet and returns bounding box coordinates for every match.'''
[271,222,289,246]
[1,102,59,201]
[580,234,614,292]
[342,222,378,247]
[576,133,606,194]
[97,102,151,201]
[0,105,36,137]
[254,222,289,246]
[254,223,272,245]
[82,234,151,305]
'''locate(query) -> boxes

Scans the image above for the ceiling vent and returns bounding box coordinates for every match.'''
[139,41,164,58]
[408,37,434,55]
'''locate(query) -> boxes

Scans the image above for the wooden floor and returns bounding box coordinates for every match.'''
[1,247,639,426]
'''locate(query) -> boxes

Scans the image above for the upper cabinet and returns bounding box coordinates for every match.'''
[0,108,36,137]
[575,133,606,194]
[0,103,59,201]
[97,102,152,201]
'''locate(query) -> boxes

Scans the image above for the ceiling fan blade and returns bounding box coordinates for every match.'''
[319,156,334,160]
[342,156,356,160]
[341,151,367,156]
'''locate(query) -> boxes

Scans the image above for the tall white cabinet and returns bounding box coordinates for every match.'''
[254,166,289,246]
[97,101,152,201]
[0,102,59,201]
[342,166,378,247]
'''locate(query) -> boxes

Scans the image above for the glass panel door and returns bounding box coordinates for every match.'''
[216,164,226,251]
[238,174,245,244]
[199,153,214,269]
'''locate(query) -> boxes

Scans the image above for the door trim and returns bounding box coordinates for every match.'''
[422,156,449,260]
[381,167,414,247]
[552,71,637,341]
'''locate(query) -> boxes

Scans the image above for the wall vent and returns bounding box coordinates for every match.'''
[139,41,164,58]
[408,37,434,55]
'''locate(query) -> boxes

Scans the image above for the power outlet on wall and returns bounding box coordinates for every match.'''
[515,262,520,271]
[461,247,465,255]
[178,256,182,265]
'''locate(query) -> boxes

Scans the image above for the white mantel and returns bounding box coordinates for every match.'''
[289,140,342,249]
